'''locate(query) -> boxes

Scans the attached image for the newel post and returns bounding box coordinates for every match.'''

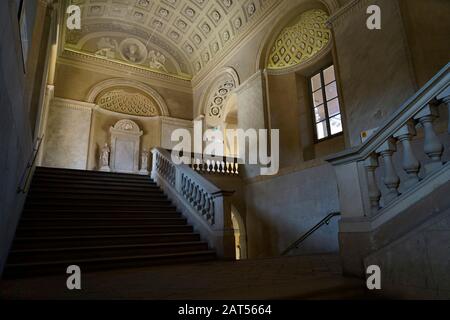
[332,160,371,219]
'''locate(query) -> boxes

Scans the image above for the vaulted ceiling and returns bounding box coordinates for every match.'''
[63,0,279,80]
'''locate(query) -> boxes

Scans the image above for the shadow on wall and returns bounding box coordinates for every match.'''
[245,162,340,258]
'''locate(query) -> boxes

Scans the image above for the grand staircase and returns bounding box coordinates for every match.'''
[3,167,216,278]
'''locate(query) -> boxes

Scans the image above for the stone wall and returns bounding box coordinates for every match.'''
[245,162,340,258]
[43,99,93,169]
[0,1,47,273]
[330,0,417,147]
[399,0,450,87]
[364,182,450,299]
[41,98,193,172]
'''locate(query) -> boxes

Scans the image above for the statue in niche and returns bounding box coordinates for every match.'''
[139,148,150,175]
[99,143,111,172]
[148,50,168,72]
[95,37,118,59]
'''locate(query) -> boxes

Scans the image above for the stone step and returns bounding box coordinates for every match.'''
[8,242,210,264]
[3,251,216,279]
[11,233,202,250]
[16,225,194,237]
[22,209,180,218]
[19,217,188,227]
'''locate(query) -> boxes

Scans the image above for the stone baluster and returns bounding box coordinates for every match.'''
[414,105,444,174]
[393,122,421,189]
[191,184,197,204]
[206,197,215,224]
[198,191,206,211]
[181,175,186,195]
[364,153,381,215]
[221,161,226,173]
[187,180,194,201]
[376,139,400,203]
[204,195,211,217]
[195,186,202,207]
[191,185,197,205]
[441,95,450,134]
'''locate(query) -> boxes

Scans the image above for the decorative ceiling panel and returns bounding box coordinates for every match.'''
[267,9,331,70]
[97,89,160,116]
[63,0,279,79]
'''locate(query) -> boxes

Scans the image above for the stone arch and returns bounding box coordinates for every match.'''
[199,67,240,128]
[86,78,170,117]
[256,0,339,74]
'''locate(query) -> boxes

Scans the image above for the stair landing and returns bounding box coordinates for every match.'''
[0,254,371,300]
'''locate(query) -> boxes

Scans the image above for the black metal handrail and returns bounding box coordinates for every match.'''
[281,212,341,256]
[17,135,44,194]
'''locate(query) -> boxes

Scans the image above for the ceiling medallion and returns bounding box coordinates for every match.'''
[119,38,148,64]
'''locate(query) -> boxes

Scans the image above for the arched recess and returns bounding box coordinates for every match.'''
[256,0,339,74]
[199,67,240,129]
[231,206,247,260]
[86,78,170,117]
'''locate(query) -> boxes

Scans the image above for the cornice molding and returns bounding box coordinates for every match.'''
[92,105,160,121]
[52,97,96,112]
[160,116,193,128]
[58,49,193,93]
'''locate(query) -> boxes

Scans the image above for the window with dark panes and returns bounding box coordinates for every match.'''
[310,65,343,140]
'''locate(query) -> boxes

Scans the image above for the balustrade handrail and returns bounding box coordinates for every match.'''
[151,147,235,258]
[326,63,450,165]
[168,149,240,176]
[153,148,226,196]
[282,212,341,256]
[325,63,450,223]
[169,149,240,162]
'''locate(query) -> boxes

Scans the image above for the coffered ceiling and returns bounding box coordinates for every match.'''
[63,0,280,80]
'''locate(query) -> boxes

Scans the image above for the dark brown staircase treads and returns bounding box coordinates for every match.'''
[3,166,216,279]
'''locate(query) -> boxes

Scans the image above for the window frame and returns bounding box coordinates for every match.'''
[308,64,343,143]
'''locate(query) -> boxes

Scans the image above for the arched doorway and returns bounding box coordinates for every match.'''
[231,206,247,260]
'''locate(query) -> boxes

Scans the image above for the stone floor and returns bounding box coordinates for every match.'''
[0,254,370,300]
